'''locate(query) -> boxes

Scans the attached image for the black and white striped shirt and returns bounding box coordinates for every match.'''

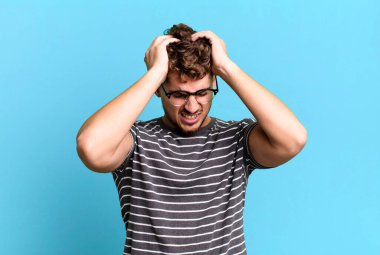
[112,116,272,255]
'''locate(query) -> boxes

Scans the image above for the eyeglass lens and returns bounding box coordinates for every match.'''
[169,90,214,106]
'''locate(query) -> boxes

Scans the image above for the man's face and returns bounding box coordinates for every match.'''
[156,71,215,135]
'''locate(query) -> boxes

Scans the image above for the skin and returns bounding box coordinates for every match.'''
[155,71,216,135]
[191,31,307,167]
[76,30,307,173]
[76,35,180,172]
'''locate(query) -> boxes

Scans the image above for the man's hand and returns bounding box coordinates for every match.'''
[144,35,180,84]
[191,31,233,77]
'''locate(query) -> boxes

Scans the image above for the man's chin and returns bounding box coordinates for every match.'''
[177,114,209,134]
[179,124,201,135]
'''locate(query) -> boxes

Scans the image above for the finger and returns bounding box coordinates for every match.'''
[146,36,175,57]
[152,35,175,47]
[145,37,178,57]
[159,37,180,47]
[191,31,214,41]
[145,38,179,60]
[146,35,171,50]
[192,31,213,38]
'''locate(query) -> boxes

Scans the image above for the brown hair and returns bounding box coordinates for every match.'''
[164,23,212,81]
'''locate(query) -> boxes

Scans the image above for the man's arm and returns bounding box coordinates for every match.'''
[192,31,307,168]
[76,35,179,173]
[221,61,307,167]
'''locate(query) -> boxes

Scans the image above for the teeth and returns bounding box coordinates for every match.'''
[181,113,200,119]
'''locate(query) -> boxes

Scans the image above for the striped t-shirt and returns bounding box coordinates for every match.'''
[112,116,272,255]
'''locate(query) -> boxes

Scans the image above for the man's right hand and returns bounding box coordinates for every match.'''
[144,35,180,84]
[77,35,180,173]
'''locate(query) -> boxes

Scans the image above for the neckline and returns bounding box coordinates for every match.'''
[157,116,216,137]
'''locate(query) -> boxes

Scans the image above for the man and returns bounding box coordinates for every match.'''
[76,23,307,254]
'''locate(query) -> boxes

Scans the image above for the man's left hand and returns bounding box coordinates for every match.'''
[191,31,233,77]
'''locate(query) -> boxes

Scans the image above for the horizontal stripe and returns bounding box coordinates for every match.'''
[119,173,243,198]
[124,156,243,183]
[124,232,245,255]
[132,147,243,173]
[116,171,245,198]
[121,174,246,220]
[127,205,244,230]
[113,117,257,255]
[133,135,243,157]
[125,215,242,239]
[116,170,238,191]
[120,183,244,207]
[123,242,246,255]
[125,225,243,247]
[123,190,244,223]
[139,123,240,140]
[137,129,245,148]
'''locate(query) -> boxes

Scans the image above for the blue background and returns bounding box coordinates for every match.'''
[1,0,379,254]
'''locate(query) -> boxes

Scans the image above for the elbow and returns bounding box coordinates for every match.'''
[76,138,95,170]
[76,137,115,173]
[76,137,100,172]
[290,127,308,155]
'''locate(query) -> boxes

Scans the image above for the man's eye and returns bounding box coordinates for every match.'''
[172,92,188,98]
[196,90,208,96]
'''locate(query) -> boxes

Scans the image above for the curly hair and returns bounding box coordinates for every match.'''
[164,23,212,81]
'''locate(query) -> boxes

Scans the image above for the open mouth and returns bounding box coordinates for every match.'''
[180,111,201,124]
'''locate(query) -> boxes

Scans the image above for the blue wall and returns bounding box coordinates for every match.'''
[1,0,379,254]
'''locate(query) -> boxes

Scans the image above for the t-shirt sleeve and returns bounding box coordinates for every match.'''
[112,122,138,173]
[241,118,275,177]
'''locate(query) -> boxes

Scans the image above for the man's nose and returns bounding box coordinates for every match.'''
[184,95,200,113]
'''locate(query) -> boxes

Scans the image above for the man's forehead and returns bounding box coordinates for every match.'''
[165,72,213,91]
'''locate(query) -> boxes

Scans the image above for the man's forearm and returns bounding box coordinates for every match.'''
[76,67,165,163]
[219,60,307,152]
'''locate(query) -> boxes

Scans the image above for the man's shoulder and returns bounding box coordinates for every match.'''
[133,117,161,128]
[213,117,257,129]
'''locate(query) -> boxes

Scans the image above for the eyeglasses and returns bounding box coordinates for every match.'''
[160,76,219,107]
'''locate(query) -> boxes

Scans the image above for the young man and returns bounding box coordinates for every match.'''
[76,23,307,254]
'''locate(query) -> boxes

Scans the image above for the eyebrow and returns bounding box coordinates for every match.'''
[164,85,213,94]
[167,87,210,93]
[164,75,217,92]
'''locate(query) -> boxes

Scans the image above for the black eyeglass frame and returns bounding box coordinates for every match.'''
[160,76,219,106]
